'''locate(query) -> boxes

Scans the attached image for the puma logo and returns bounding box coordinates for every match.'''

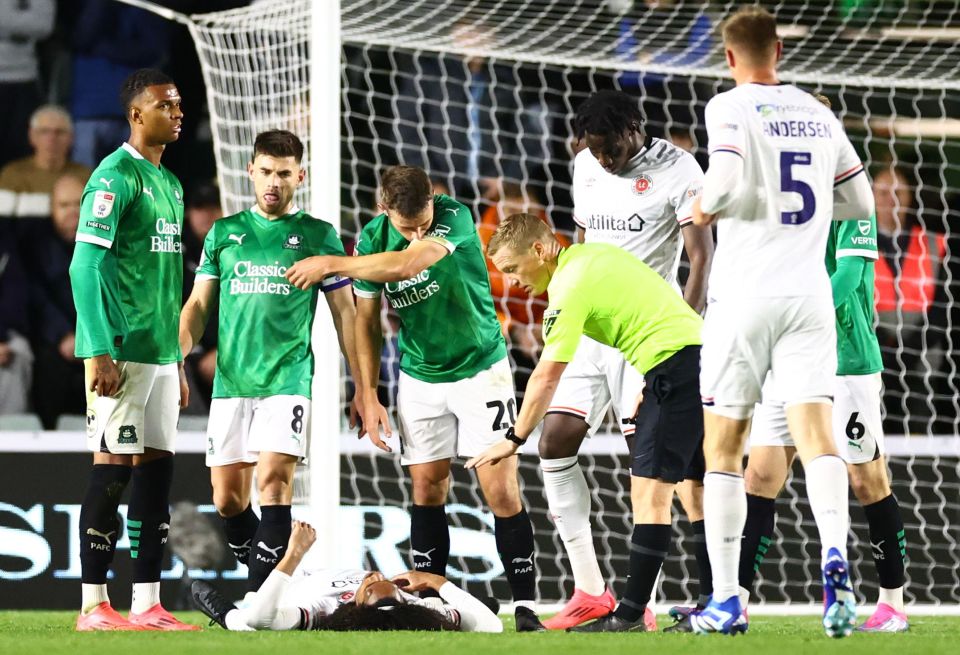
[411,547,436,561]
[228,539,252,552]
[86,528,116,545]
[257,541,283,557]
[229,233,246,245]
[143,187,155,201]
[159,522,170,531]
[511,553,534,565]
[99,177,113,189]
[445,208,458,215]
[871,540,886,560]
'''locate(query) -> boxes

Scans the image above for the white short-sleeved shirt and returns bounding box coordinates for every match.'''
[703,83,865,301]
[572,137,704,287]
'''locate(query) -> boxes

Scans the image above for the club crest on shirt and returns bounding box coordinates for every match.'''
[858,220,871,236]
[338,591,355,603]
[543,309,560,337]
[283,233,304,250]
[93,190,115,218]
[632,174,652,196]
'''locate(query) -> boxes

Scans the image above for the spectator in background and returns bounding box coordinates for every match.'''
[394,21,551,206]
[181,183,223,413]
[0,0,55,170]
[0,229,33,414]
[0,105,91,228]
[70,0,169,167]
[477,182,570,394]
[28,173,86,428]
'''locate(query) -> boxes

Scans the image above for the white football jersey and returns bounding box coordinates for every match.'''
[279,567,459,627]
[572,137,703,287]
[703,83,864,300]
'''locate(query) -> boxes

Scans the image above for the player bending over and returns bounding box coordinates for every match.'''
[469,213,704,634]
[192,521,503,632]
[180,130,360,594]
[284,166,543,631]
[689,6,875,638]
[737,93,908,634]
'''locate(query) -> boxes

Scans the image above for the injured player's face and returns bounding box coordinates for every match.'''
[356,572,404,607]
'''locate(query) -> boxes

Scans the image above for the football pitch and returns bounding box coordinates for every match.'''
[1,612,957,655]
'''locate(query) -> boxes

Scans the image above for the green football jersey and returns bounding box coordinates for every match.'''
[353,194,506,383]
[196,207,349,398]
[827,215,883,375]
[542,243,702,373]
[74,143,184,363]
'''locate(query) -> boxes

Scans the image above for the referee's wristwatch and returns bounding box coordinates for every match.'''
[505,426,526,446]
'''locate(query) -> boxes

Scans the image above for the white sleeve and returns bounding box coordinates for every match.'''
[833,168,874,222]
[571,152,588,229]
[244,570,301,631]
[437,581,503,633]
[672,154,705,226]
[701,95,746,214]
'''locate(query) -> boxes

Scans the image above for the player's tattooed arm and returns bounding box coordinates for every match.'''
[286,239,448,289]
[680,223,714,313]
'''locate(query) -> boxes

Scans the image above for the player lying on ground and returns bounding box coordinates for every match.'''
[193,521,503,632]
[689,6,875,638]
[468,213,705,633]
[284,165,544,631]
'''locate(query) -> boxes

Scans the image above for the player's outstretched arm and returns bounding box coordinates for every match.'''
[286,240,449,289]
[325,285,363,427]
[681,224,714,313]
[354,295,393,451]
[466,359,567,469]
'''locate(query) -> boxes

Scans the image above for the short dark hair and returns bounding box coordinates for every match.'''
[252,129,304,164]
[312,602,460,631]
[722,6,779,63]
[573,90,644,140]
[379,166,432,218]
[120,68,175,112]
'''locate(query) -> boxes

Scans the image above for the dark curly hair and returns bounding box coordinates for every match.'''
[573,89,644,140]
[312,600,460,632]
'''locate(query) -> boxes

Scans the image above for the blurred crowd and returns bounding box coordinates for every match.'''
[2,0,959,435]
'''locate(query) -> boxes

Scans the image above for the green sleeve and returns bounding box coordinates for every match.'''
[421,196,473,253]
[195,224,220,279]
[69,241,112,357]
[834,215,878,260]
[352,224,383,297]
[316,224,351,293]
[76,166,135,248]
[831,256,865,309]
[540,281,588,363]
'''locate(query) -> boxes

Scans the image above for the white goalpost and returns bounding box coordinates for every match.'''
[118,0,960,613]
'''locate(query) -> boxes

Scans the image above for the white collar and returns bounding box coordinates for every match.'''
[121,142,145,160]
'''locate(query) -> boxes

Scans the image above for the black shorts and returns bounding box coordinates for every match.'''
[631,345,705,483]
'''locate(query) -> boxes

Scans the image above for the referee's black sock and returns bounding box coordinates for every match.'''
[80,464,131,584]
[614,524,670,623]
[691,519,713,606]
[247,504,292,592]
[127,456,174,583]
[221,504,260,565]
[738,494,777,592]
[863,493,907,590]
[494,509,537,604]
[410,504,450,598]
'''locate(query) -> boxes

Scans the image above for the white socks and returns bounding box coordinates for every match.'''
[703,472,747,602]
[81,583,110,614]
[878,586,905,613]
[130,581,160,614]
[804,454,850,565]
[540,456,605,596]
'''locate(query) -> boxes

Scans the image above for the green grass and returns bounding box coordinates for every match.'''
[1,612,957,655]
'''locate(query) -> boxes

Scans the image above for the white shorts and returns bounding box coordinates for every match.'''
[701,296,837,418]
[206,395,311,466]
[547,337,644,437]
[397,357,515,466]
[85,361,180,455]
[749,373,884,465]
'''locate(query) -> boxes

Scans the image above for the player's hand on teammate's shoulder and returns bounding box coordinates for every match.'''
[285,256,332,290]
[465,439,519,469]
[89,353,121,396]
[391,570,446,592]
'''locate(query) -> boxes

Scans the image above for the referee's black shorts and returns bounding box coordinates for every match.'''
[630,345,705,483]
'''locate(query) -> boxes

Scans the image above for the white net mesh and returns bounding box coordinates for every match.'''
[173,0,960,606]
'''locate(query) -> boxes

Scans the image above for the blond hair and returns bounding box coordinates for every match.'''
[722,6,779,64]
[487,213,556,258]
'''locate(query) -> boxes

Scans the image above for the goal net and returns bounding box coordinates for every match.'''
[167,0,960,608]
